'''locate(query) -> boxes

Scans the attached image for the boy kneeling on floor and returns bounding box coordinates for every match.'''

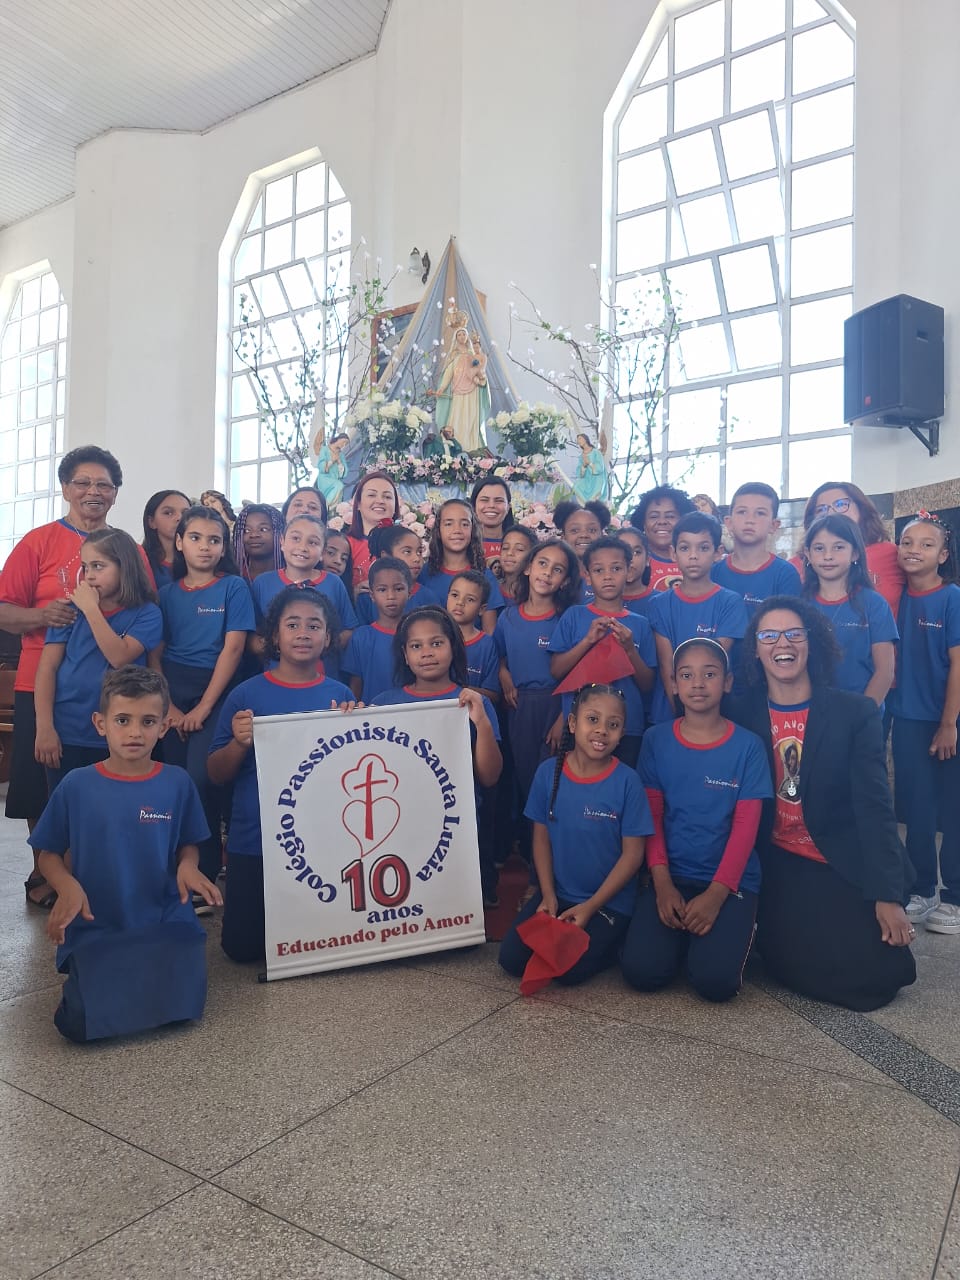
[30,665,222,1043]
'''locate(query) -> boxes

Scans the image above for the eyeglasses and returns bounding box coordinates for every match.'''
[814,497,852,515]
[69,479,116,494]
[756,628,808,645]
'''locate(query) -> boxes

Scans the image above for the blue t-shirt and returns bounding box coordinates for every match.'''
[342,623,398,702]
[28,762,208,969]
[646,586,749,722]
[710,554,802,611]
[624,590,657,620]
[810,589,898,696]
[463,631,500,695]
[493,605,560,691]
[251,569,359,632]
[891,583,960,722]
[525,757,653,916]
[211,671,353,857]
[548,604,657,736]
[638,720,771,893]
[159,575,255,669]
[46,603,163,747]
[418,565,505,614]
[153,560,175,590]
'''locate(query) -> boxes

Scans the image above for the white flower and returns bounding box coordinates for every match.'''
[495,411,511,429]
[371,391,385,403]
[511,409,530,425]
[405,411,420,430]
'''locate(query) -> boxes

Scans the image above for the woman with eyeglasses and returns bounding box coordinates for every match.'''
[726,596,916,1010]
[0,446,126,908]
[790,482,905,616]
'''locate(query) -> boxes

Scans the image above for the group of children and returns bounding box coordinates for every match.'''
[22,473,960,1040]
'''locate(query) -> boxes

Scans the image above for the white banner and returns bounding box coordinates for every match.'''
[253,700,485,980]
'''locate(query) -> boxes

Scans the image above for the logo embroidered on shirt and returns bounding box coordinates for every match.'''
[196,606,226,615]
[139,807,173,823]
[583,806,617,821]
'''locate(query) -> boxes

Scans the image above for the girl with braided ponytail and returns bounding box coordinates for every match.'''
[498,683,652,985]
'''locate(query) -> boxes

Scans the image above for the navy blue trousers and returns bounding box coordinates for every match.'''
[893,717,960,903]
[621,878,757,1002]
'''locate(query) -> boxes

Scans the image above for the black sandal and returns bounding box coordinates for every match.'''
[24,870,57,910]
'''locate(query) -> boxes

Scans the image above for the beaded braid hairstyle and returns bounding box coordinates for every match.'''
[232,503,284,579]
[512,538,582,613]
[547,683,626,820]
[259,586,339,663]
[900,511,960,583]
[171,505,241,580]
[391,605,469,687]
[427,499,487,573]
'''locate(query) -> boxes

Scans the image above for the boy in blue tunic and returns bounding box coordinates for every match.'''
[30,666,221,1042]
[646,513,748,722]
[711,483,802,609]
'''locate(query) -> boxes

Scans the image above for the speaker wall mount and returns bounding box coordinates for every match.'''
[844,294,944,457]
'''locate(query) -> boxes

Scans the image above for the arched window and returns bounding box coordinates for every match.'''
[227,157,351,507]
[0,268,67,561]
[607,0,854,502]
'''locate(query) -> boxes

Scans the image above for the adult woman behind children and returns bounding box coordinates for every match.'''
[345,470,400,591]
[727,596,916,1011]
[0,446,124,907]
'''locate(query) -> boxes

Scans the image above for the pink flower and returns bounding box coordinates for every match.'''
[417,501,433,515]
[477,457,494,471]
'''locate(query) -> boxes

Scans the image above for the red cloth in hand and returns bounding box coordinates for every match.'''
[554,631,635,695]
[516,911,590,995]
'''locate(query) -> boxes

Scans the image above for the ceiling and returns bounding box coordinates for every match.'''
[0,0,390,229]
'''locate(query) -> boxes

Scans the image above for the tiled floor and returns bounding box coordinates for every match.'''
[2,816,960,1279]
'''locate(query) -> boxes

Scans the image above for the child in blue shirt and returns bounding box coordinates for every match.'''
[30,665,220,1042]
[496,540,580,802]
[354,524,428,624]
[890,514,960,934]
[417,499,505,632]
[251,514,358,681]
[499,683,652,985]
[646,512,748,722]
[621,639,771,1002]
[153,505,255,884]
[371,605,502,905]
[446,570,500,702]
[803,513,898,706]
[343,557,411,702]
[549,536,657,768]
[34,528,162,791]
[209,587,354,963]
[711,482,802,609]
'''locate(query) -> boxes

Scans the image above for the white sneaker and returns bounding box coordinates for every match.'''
[192,893,213,918]
[906,894,939,922]
[925,902,960,935]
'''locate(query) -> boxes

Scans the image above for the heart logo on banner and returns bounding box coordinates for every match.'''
[340,754,401,857]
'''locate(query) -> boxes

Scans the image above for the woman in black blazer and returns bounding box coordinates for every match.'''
[727,596,915,1011]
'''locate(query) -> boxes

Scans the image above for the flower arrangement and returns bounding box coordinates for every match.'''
[364,452,564,488]
[488,401,571,459]
[346,391,432,460]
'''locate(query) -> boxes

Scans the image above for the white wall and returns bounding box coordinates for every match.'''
[0,0,953,532]
[851,0,960,493]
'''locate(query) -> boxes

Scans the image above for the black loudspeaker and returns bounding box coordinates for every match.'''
[843,294,944,427]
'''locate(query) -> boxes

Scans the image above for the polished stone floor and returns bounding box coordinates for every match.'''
[2,813,960,1280]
